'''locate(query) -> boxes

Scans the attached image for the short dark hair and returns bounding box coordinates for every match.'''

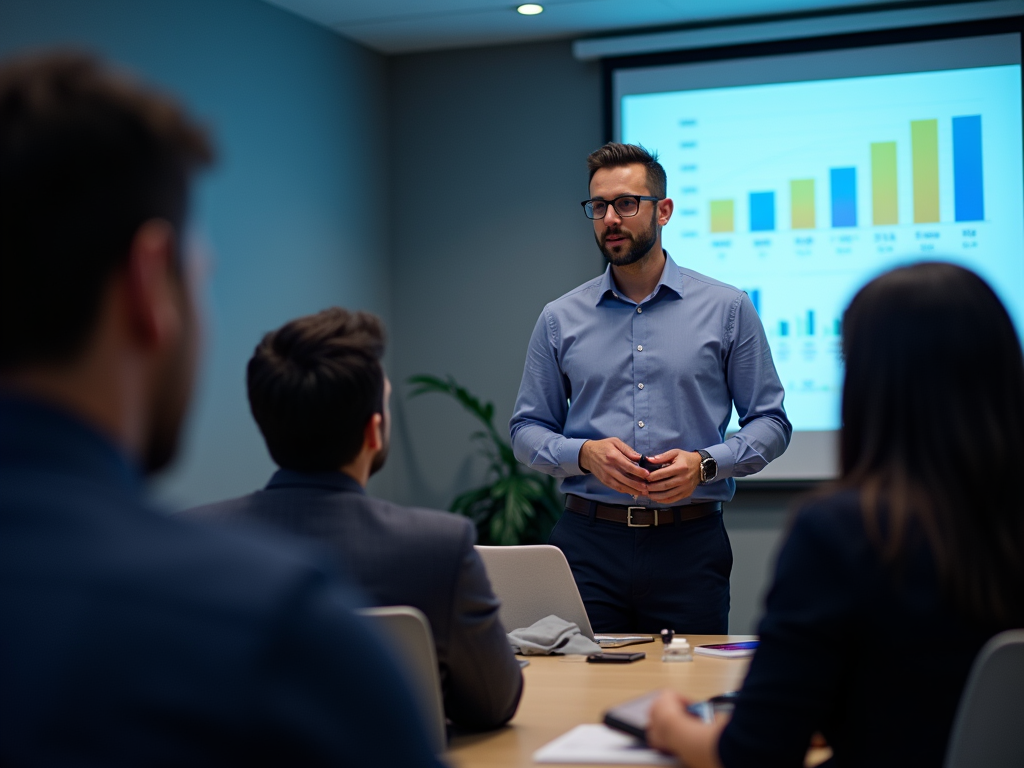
[586,142,666,198]
[247,308,387,472]
[841,262,1024,625]
[0,51,213,371]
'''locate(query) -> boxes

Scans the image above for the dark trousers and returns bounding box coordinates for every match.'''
[548,506,733,634]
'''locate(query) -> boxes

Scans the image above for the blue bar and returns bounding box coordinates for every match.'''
[779,320,789,337]
[830,168,857,227]
[749,192,775,231]
[953,115,984,222]
[807,310,815,336]
[747,289,761,314]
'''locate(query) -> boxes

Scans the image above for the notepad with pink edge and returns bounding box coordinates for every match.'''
[693,640,759,658]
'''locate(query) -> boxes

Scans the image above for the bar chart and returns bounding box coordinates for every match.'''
[621,63,1024,431]
[702,115,984,235]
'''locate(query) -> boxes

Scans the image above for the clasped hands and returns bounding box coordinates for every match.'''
[578,437,701,504]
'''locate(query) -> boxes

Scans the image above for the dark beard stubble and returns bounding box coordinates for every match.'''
[596,208,659,267]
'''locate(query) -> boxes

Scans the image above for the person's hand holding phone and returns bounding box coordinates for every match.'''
[644,450,702,504]
[646,690,728,768]
[578,438,649,495]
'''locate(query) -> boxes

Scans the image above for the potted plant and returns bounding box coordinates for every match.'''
[407,374,562,546]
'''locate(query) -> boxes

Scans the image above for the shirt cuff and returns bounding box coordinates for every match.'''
[557,438,589,476]
[704,442,736,481]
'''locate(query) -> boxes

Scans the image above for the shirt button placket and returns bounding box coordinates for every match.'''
[634,303,647,455]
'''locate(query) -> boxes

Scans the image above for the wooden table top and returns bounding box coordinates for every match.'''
[447,634,755,768]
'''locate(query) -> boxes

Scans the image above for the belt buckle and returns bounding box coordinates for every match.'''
[627,506,652,527]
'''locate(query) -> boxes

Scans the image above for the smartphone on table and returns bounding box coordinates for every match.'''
[587,651,646,663]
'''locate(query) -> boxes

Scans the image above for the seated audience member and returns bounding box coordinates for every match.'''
[0,53,442,767]
[646,262,1024,768]
[185,308,524,731]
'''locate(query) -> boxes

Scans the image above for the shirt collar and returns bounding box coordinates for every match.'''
[265,468,366,495]
[596,252,683,306]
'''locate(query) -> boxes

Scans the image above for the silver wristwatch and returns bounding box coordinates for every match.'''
[696,449,718,484]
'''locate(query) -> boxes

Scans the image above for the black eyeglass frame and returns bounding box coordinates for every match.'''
[580,195,663,219]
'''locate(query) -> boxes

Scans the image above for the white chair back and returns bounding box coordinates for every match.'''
[944,629,1024,768]
[475,544,594,639]
[358,606,446,754]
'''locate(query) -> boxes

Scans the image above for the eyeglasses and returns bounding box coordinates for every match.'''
[581,195,662,220]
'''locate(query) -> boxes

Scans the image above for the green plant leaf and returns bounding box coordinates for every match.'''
[451,485,490,513]
[406,374,454,398]
[407,372,566,544]
[489,479,533,546]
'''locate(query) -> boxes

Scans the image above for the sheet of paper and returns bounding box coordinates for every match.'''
[533,724,678,765]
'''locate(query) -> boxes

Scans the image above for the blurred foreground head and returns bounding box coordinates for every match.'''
[841,262,1024,624]
[0,52,213,472]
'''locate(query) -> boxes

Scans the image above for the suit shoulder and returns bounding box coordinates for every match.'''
[182,493,258,521]
[139,506,354,617]
[366,497,475,546]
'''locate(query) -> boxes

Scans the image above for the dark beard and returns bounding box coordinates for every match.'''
[369,441,389,476]
[369,410,389,476]
[143,283,197,475]
[596,210,658,267]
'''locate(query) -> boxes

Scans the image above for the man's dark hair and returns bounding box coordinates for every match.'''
[0,51,213,371]
[247,308,387,472]
[586,143,667,198]
[841,262,1024,626]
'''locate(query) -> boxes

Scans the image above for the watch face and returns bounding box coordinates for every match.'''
[702,457,717,482]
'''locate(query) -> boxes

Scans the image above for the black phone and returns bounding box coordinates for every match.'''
[602,691,660,739]
[586,651,646,663]
[638,455,666,471]
[603,690,739,740]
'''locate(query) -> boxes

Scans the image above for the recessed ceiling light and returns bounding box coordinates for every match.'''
[517,3,544,15]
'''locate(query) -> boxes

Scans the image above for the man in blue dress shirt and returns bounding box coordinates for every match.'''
[510,143,792,633]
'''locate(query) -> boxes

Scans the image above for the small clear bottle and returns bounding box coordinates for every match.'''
[662,637,693,662]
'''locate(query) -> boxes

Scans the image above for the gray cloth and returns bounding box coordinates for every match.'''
[508,614,602,656]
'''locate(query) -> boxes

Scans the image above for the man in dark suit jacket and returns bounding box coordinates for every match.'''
[186,308,524,732]
[0,53,441,767]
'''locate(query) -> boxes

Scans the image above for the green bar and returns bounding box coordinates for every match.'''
[871,142,898,225]
[911,119,940,223]
[790,179,815,229]
[710,200,734,233]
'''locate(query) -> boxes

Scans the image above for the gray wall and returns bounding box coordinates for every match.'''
[386,39,800,633]
[384,40,603,509]
[0,0,392,509]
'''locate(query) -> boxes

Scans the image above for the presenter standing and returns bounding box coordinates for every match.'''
[510,143,791,633]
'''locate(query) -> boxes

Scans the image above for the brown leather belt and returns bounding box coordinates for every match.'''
[565,494,721,527]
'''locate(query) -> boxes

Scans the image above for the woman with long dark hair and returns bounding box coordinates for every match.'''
[647,262,1024,767]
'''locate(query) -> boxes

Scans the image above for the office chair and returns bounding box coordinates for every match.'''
[357,606,446,754]
[475,544,595,639]
[944,629,1024,768]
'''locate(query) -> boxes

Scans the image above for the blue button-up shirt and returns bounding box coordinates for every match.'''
[509,255,792,504]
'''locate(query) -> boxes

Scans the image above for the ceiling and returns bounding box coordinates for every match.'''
[262,0,914,55]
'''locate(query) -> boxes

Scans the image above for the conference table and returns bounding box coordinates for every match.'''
[446,634,832,768]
